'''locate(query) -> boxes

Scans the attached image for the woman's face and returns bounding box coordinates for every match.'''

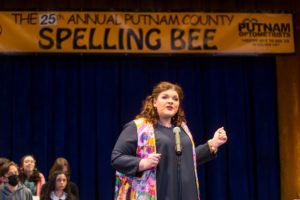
[55,174,67,192]
[23,156,35,173]
[153,89,179,121]
[62,165,68,173]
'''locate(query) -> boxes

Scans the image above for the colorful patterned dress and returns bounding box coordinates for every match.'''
[112,118,214,200]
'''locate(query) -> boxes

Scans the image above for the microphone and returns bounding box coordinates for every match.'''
[173,127,182,155]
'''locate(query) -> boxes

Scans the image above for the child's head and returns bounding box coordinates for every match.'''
[49,171,68,192]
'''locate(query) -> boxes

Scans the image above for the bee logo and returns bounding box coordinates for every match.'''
[239,18,258,32]
[242,18,258,25]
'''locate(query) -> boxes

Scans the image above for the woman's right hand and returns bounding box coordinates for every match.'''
[138,153,162,172]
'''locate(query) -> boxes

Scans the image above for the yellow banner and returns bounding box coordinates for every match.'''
[0,11,295,54]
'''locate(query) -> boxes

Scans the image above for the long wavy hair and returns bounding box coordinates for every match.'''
[19,155,41,184]
[40,171,73,200]
[135,81,186,126]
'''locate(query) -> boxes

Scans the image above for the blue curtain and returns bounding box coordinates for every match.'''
[0,55,280,200]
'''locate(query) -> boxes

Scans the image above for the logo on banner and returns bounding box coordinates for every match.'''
[238,18,291,37]
[237,17,292,48]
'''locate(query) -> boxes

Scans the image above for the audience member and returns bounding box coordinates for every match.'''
[0,161,33,200]
[40,171,74,200]
[41,158,79,200]
[19,155,46,196]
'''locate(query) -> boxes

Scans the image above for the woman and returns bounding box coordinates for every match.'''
[41,158,79,200]
[40,171,73,200]
[111,81,228,200]
[19,154,46,196]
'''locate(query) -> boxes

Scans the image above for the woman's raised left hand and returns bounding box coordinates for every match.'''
[211,127,228,148]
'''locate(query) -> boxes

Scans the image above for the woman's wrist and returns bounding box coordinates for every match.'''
[138,159,146,172]
[208,139,218,154]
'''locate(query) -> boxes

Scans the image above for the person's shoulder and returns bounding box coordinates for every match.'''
[0,183,4,192]
[41,182,49,188]
[133,118,154,127]
[122,120,136,130]
[19,184,32,194]
[134,117,151,123]
[68,181,79,198]
[38,172,45,179]
[69,181,78,188]
[180,122,190,132]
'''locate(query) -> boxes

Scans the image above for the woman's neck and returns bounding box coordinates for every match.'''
[158,117,172,127]
[24,170,33,179]
[54,190,63,197]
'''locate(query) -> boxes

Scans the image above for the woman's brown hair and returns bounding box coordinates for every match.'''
[48,157,71,181]
[19,154,41,184]
[40,171,73,200]
[135,81,186,126]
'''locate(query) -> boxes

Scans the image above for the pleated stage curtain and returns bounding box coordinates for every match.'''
[0,55,280,200]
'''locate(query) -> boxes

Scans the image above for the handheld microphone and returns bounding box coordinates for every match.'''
[173,127,182,155]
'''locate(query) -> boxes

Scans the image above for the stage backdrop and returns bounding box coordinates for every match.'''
[0,10,295,55]
[0,55,280,200]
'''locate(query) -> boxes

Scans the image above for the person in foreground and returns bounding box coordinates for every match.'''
[40,171,74,200]
[111,81,228,200]
[0,161,33,200]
